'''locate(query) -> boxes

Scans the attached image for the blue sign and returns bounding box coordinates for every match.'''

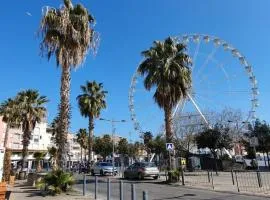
[166,143,174,151]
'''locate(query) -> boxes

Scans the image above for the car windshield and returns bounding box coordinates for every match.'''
[100,163,113,166]
[141,162,156,167]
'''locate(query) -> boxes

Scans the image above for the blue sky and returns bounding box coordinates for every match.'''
[0,0,270,141]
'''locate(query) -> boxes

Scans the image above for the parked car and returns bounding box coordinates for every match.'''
[91,162,117,176]
[124,162,159,180]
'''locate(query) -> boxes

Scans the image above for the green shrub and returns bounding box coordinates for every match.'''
[220,154,231,161]
[250,159,258,170]
[36,170,74,195]
[168,169,180,183]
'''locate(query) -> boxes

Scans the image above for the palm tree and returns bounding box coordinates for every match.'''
[77,81,107,161]
[16,90,48,169]
[0,98,20,148]
[49,112,62,148]
[39,0,98,168]
[0,98,20,181]
[138,37,192,143]
[76,129,88,162]
[33,152,45,172]
[48,147,58,170]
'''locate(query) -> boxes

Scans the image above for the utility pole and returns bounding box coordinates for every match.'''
[99,118,126,176]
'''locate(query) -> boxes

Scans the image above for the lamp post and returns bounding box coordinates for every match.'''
[99,118,126,176]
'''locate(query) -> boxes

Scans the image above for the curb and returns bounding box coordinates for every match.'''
[169,183,270,198]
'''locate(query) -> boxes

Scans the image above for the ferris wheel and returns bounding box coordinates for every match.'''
[128,34,259,137]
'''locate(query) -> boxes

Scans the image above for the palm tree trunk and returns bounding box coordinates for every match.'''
[2,123,10,179]
[164,105,173,143]
[58,64,71,169]
[88,116,94,162]
[164,105,173,170]
[22,131,31,170]
[80,147,83,162]
[3,123,10,148]
[84,148,87,161]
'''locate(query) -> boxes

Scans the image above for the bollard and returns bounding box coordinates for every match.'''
[95,176,98,199]
[181,170,185,186]
[210,171,214,190]
[207,170,210,183]
[231,170,235,185]
[83,174,86,196]
[107,178,111,200]
[143,190,148,200]
[120,181,123,200]
[131,184,136,200]
[235,171,240,192]
[256,170,262,188]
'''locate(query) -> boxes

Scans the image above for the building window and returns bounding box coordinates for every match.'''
[14,133,20,140]
[33,135,39,143]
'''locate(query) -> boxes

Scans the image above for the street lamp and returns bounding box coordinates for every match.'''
[99,118,126,176]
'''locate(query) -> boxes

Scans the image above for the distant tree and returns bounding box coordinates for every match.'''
[77,81,107,161]
[195,124,233,173]
[143,131,153,159]
[117,138,129,155]
[93,135,113,159]
[242,119,270,168]
[48,147,58,170]
[50,114,61,147]
[127,143,136,160]
[76,129,88,162]
[33,152,46,172]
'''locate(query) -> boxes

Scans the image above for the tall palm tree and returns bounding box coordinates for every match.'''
[16,90,48,169]
[76,129,88,162]
[39,0,98,168]
[138,37,192,143]
[77,81,107,161]
[0,98,20,148]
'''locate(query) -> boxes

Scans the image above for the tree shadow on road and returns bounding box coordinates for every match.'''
[153,193,196,200]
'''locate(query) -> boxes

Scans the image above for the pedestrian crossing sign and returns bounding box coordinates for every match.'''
[166,143,174,151]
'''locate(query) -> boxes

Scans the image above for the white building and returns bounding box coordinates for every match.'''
[0,116,86,169]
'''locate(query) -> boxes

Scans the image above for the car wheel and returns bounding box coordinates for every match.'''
[124,172,129,179]
[100,170,104,176]
[153,176,158,180]
[138,173,143,180]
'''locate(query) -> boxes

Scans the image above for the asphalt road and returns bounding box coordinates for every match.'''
[73,174,268,200]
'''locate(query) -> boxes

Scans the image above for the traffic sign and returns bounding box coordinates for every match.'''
[166,143,174,151]
[249,137,258,147]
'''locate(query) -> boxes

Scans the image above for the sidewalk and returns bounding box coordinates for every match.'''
[8,180,94,200]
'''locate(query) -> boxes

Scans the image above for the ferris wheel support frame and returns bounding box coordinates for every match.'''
[187,92,211,128]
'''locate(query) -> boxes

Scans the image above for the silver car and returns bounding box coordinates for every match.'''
[91,162,117,176]
[124,162,159,180]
